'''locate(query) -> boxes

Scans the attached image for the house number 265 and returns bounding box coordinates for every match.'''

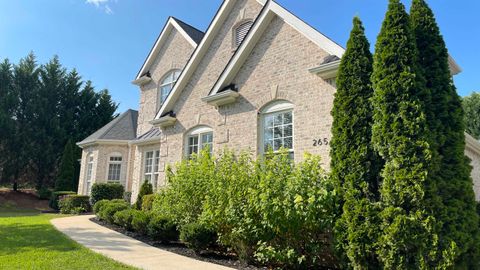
[313,138,329,146]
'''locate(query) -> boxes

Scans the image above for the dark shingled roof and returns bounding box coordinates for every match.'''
[135,127,162,141]
[78,109,138,145]
[172,17,205,44]
[321,55,340,64]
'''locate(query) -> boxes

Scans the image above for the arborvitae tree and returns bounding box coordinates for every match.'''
[330,17,381,268]
[463,92,480,140]
[411,0,480,267]
[55,140,76,191]
[371,0,453,267]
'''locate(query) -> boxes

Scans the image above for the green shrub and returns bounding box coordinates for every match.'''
[180,222,217,253]
[141,194,155,211]
[135,181,153,209]
[98,200,129,224]
[37,187,52,200]
[147,213,178,243]
[59,195,91,214]
[114,209,136,231]
[93,199,110,214]
[49,191,76,210]
[90,183,124,205]
[131,210,151,235]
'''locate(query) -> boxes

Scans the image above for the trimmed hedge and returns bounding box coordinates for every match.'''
[131,210,151,235]
[180,223,217,253]
[37,187,52,200]
[49,191,76,210]
[97,200,129,224]
[114,209,136,231]
[147,213,179,243]
[141,194,155,211]
[91,183,124,205]
[59,195,91,214]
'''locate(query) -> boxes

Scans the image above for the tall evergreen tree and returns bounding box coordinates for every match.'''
[55,140,76,191]
[371,0,453,267]
[410,0,480,266]
[330,17,381,268]
[0,59,16,185]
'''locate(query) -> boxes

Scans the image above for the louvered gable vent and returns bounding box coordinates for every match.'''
[234,21,253,47]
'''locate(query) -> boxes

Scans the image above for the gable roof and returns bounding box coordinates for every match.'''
[153,0,267,120]
[77,109,138,147]
[209,0,345,96]
[154,0,344,119]
[134,17,205,81]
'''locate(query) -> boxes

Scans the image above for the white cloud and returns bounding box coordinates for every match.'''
[86,0,115,14]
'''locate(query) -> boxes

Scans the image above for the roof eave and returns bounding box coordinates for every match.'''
[76,139,131,148]
[308,60,341,79]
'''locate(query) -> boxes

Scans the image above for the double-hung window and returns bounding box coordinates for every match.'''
[107,155,122,183]
[186,126,213,157]
[144,150,160,189]
[261,101,294,158]
[85,154,94,195]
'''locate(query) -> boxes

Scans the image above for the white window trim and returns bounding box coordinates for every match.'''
[185,126,214,157]
[107,153,123,183]
[85,153,94,195]
[259,101,294,157]
[157,70,181,110]
[143,150,160,189]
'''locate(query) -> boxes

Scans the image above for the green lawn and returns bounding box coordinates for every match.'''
[0,210,137,270]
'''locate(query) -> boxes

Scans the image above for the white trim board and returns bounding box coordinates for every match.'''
[134,17,200,81]
[209,0,345,96]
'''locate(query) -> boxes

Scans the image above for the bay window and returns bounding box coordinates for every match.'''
[107,154,122,183]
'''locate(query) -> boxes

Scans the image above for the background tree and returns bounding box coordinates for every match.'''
[55,140,76,191]
[463,91,480,139]
[371,0,452,267]
[330,17,381,268]
[0,53,118,191]
[411,0,480,266]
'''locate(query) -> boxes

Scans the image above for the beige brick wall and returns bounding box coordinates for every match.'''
[130,143,161,203]
[137,28,196,136]
[466,147,480,201]
[77,144,130,195]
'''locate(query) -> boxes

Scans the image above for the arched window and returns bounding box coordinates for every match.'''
[85,153,94,195]
[107,153,122,183]
[158,70,181,106]
[185,126,213,157]
[260,100,294,157]
[233,20,253,47]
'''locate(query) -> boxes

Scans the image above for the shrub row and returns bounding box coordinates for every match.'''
[152,149,337,268]
[49,191,76,210]
[94,199,180,244]
[59,195,91,214]
[90,183,124,205]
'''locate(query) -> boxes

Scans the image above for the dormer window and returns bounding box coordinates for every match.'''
[233,20,253,47]
[158,70,181,107]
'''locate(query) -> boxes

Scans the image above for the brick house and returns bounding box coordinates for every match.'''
[77,0,480,202]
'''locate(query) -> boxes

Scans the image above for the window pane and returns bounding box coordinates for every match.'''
[108,163,121,181]
[263,110,293,153]
[283,112,292,124]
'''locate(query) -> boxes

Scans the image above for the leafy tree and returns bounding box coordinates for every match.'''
[371,0,453,267]
[330,17,381,268]
[55,140,76,191]
[411,0,480,266]
[463,92,480,139]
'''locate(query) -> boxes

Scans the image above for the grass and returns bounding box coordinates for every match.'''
[0,209,137,270]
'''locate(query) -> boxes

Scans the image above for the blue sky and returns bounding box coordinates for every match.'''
[0,0,478,113]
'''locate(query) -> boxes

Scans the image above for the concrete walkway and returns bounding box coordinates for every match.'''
[51,215,234,270]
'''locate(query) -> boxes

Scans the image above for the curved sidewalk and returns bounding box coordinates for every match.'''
[51,215,233,270]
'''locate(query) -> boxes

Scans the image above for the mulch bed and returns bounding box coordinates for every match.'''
[91,217,266,270]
